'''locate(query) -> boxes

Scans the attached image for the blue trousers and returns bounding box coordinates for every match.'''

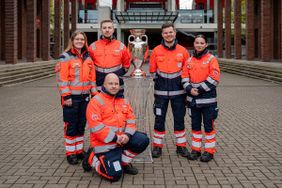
[93,131,149,181]
[153,95,186,132]
[188,104,218,133]
[63,95,89,136]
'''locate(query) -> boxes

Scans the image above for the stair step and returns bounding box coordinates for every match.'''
[0,61,56,87]
[221,67,282,83]
[219,63,282,75]
[0,69,54,82]
[219,65,282,78]
[0,71,55,87]
[0,63,55,72]
[0,65,55,78]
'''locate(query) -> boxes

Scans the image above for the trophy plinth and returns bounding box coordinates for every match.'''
[128,29,148,78]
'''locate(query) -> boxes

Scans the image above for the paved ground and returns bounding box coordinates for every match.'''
[0,70,282,188]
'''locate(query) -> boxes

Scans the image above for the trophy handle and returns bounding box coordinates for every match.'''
[141,35,148,43]
[128,35,135,44]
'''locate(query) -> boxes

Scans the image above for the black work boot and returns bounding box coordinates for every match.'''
[176,146,189,157]
[187,150,201,160]
[152,147,162,158]
[67,154,78,165]
[82,148,92,172]
[200,151,214,162]
[123,163,138,175]
[76,152,85,160]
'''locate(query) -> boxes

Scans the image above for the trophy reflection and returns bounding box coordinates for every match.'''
[128,29,148,78]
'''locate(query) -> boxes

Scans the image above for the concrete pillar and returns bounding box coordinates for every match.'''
[97,6,111,36]
[214,0,218,23]
[234,0,241,59]
[217,0,223,58]
[64,0,70,49]
[71,0,77,34]
[261,0,272,61]
[117,0,124,11]
[207,0,210,10]
[26,0,36,62]
[4,0,18,64]
[54,0,61,58]
[117,27,121,41]
[42,0,50,60]
[171,0,176,11]
[246,0,255,60]
[224,0,231,58]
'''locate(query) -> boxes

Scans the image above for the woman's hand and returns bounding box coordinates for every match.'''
[191,88,199,96]
[64,98,72,107]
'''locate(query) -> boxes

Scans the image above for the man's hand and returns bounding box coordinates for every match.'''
[191,88,199,96]
[64,98,72,106]
[116,134,129,145]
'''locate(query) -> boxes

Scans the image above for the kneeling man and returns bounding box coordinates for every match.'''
[83,73,150,181]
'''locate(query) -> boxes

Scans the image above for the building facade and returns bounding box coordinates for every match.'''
[0,0,281,64]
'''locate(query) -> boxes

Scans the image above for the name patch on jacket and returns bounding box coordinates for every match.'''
[92,114,99,120]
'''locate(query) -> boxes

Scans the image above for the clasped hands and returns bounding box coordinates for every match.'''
[191,88,199,96]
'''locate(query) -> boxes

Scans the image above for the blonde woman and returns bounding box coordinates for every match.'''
[55,30,97,165]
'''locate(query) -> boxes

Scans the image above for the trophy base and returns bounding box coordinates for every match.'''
[131,69,146,78]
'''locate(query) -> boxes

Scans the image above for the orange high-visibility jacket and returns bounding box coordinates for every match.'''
[88,38,131,70]
[55,48,97,98]
[149,43,190,96]
[181,52,220,106]
[86,91,137,154]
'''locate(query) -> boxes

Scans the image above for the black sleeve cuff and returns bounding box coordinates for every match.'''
[185,85,193,94]
[197,86,205,94]
[63,95,72,100]
[112,135,118,142]
[125,133,132,140]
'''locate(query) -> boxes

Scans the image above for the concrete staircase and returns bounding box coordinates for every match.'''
[0,60,56,87]
[219,59,282,84]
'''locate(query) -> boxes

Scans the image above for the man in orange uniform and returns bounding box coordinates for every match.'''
[88,19,131,97]
[149,23,190,158]
[83,73,150,181]
[181,34,220,162]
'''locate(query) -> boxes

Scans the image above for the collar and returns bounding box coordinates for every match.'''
[101,86,116,98]
[70,47,87,59]
[100,35,116,43]
[161,39,177,50]
[193,48,209,59]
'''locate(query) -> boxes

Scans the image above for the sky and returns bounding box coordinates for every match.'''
[99,0,193,9]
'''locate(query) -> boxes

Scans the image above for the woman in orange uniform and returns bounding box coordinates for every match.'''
[182,34,220,162]
[55,30,97,165]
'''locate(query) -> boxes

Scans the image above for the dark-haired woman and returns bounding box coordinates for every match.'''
[181,35,220,162]
[55,30,97,165]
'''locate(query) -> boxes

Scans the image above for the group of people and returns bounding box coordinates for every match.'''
[55,19,220,182]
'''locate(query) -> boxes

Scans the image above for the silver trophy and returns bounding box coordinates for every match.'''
[128,29,148,78]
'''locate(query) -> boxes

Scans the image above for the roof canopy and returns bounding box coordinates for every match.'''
[114,11,178,24]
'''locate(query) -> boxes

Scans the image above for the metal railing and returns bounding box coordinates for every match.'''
[78,9,214,24]
[78,10,98,23]
[175,9,214,24]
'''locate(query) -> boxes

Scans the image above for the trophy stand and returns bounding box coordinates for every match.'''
[123,77,153,163]
[123,29,153,163]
